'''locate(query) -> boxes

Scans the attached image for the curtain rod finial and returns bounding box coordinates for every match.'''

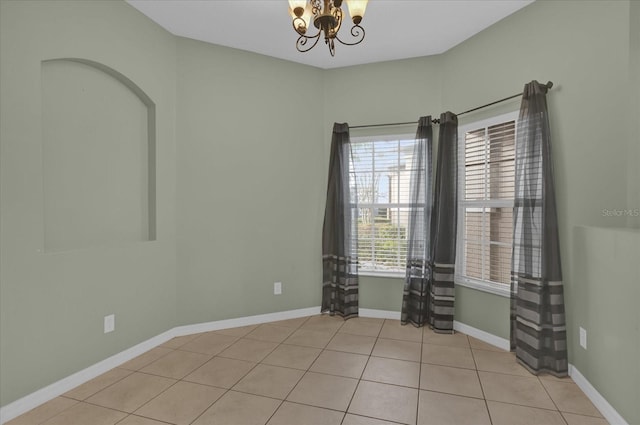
[546,81,554,89]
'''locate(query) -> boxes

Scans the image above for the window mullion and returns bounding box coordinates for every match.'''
[482,128,488,281]
[369,208,375,269]
[371,143,376,270]
[396,139,401,270]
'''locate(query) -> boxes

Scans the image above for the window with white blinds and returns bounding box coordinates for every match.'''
[456,112,518,296]
[350,135,416,275]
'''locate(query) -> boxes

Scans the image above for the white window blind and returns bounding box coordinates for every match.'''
[350,135,416,274]
[457,112,517,294]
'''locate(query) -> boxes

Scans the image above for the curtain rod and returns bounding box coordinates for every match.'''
[349,81,554,129]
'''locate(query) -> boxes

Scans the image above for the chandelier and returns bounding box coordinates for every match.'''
[288,0,369,56]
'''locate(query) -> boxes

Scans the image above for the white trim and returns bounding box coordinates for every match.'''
[455,278,510,298]
[453,322,630,424]
[359,271,404,279]
[453,320,511,351]
[0,330,175,424]
[359,308,401,320]
[2,307,631,425]
[350,133,416,273]
[356,203,413,209]
[0,306,321,424]
[462,199,514,208]
[172,306,321,336]
[456,111,518,297]
[569,365,630,425]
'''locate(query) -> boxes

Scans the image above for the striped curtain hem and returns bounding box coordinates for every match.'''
[322,254,359,318]
[429,262,455,334]
[511,272,568,376]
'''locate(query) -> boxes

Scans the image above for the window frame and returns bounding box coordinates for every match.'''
[455,111,519,297]
[350,133,415,277]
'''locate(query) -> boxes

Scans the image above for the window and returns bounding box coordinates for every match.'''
[350,135,416,275]
[456,112,518,296]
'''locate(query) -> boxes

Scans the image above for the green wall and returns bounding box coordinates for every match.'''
[320,1,638,421]
[321,56,444,316]
[41,59,154,251]
[175,38,325,325]
[0,0,177,406]
[629,0,640,228]
[440,2,638,422]
[572,227,640,424]
[1,1,638,423]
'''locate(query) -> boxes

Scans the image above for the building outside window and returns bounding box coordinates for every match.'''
[350,134,416,275]
[456,112,518,296]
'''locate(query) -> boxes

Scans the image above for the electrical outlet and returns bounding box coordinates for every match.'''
[274,281,282,295]
[579,327,587,349]
[104,314,115,334]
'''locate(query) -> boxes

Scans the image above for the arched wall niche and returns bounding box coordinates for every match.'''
[41,58,156,252]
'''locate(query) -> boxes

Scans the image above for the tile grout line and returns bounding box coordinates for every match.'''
[537,375,570,424]
[56,366,190,424]
[236,316,314,425]
[15,316,596,425]
[74,353,227,423]
[262,314,342,425]
[115,412,175,425]
[181,315,314,425]
[176,318,307,425]
[126,371,191,422]
[469,335,493,425]
[479,346,594,416]
[468,348,593,422]
[339,316,385,425]
[199,323,593,422]
[59,368,134,403]
[415,323,424,425]
[119,345,177,372]
[24,400,80,425]
[181,354,250,424]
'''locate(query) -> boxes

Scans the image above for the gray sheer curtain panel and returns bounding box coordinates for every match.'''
[510,81,568,376]
[322,123,359,318]
[429,112,458,333]
[401,113,457,332]
[401,117,434,326]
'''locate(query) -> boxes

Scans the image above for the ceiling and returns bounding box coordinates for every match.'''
[126,0,534,69]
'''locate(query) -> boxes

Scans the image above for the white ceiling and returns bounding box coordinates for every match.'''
[126,0,534,69]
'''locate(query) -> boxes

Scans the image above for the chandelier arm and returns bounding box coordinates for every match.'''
[334,24,365,46]
[292,16,308,34]
[311,0,322,15]
[296,32,322,53]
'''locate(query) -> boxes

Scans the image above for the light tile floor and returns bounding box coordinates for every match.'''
[8,315,609,425]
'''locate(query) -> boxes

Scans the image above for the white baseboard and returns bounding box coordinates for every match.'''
[453,320,511,351]
[569,365,629,425]
[0,306,321,424]
[1,306,629,425]
[172,306,321,336]
[450,322,629,424]
[0,329,175,424]
[359,308,401,320]
[358,310,511,353]
[450,321,629,424]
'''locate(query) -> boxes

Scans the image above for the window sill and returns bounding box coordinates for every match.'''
[455,277,510,298]
[359,270,404,279]
[356,272,512,299]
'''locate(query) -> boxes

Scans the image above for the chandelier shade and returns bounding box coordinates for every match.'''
[288,0,368,56]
